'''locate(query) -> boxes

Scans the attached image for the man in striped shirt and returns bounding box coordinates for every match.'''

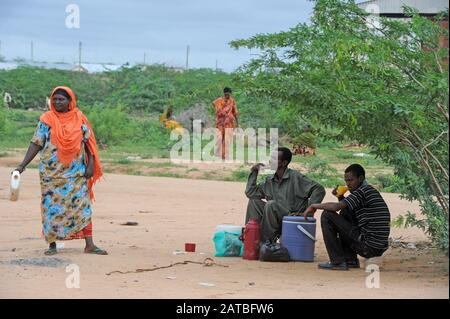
[304,164,391,270]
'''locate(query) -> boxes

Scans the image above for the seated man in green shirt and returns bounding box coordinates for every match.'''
[245,147,326,243]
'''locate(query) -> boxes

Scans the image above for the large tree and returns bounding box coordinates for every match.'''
[231,0,449,251]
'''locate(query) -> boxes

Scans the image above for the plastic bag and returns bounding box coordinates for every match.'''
[259,241,290,262]
[213,231,244,257]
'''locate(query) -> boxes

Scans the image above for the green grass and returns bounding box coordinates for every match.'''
[292,146,384,167]
[116,158,132,165]
[141,162,181,169]
[202,172,214,180]
[231,169,250,182]
[100,144,172,160]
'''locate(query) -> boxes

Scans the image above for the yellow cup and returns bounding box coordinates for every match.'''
[335,186,349,197]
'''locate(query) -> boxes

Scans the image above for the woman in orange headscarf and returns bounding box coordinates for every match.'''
[15,86,107,255]
[212,87,239,160]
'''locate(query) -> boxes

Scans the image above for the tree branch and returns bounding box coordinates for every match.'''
[408,125,449,182]
[437,103,449,123]
[396,129,449,212]
[434,50,444,74]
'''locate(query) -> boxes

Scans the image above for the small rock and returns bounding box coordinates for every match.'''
[11,248,16,252]
[248,282,255,286]
[406,243,417,249]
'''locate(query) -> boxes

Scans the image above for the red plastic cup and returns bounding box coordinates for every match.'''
[185,243,196,252]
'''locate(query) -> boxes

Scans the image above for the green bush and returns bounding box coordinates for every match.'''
[0,109,41,147]
[306,159,337,176]
[0,107,6,135]
[0,66,111,109]
[232,169,249,182]
[305,173,341,188]
[304,158,341,188]
[375,174,403,193]
[85,104,134,145]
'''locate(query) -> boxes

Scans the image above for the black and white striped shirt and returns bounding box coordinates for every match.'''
[343,184,391,250]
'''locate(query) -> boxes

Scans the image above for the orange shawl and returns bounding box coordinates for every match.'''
[40,86,102,201]
[213,97,238,129]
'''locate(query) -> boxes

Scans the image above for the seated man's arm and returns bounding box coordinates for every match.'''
[292,178,326,216]
[245,165,267,200]
[305,187,364,218]
[309,201,348,213]
[308,181,326,206]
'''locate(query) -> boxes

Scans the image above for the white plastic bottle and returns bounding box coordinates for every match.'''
[9,170,21,201]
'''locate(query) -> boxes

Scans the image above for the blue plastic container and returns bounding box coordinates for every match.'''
[281,216,316,262]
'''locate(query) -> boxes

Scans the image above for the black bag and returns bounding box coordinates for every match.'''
[259,241,291,262]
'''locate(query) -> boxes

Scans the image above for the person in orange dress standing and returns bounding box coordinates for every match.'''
[212,87,239,160]
[14,86,107,256]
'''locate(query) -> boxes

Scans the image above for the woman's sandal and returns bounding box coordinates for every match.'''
[44,247,58,256]
[84,246,108,255]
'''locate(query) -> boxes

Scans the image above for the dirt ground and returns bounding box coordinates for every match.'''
[0,166,448,299]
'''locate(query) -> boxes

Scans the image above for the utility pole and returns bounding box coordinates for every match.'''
[143,52,146,65]
[30,41,34,62]
[78,41,82,67]
[215,59,218,71]
[185,45,190,70]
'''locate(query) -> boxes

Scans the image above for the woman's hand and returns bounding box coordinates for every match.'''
[14,142,41,175]
[84,165,94,179]
[13,164,25,174]
[83,143,94,179]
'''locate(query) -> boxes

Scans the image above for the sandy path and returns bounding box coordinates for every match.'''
[0,167,448,299]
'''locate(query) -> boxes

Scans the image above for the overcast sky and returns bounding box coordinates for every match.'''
[0,0,314,71]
